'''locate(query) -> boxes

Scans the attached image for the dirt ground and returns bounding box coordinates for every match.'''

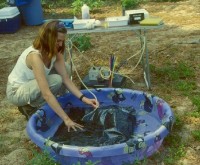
[0,0,200,164]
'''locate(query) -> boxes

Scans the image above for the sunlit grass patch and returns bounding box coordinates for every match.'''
[0,110,13,121]
[0,134,22,156]
[186,95,200,118]
[162,144,186,165]
[191,95,200,112]
[191,130,200,141]
[175,80,196,92]
[159,115,186,164]
[26,149,60,165]
[73,160,101,165]
[0,135,10,156]
[151,61,195,83]
[188,111,200,118]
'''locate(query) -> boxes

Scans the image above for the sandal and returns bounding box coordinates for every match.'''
[18,105,37,120]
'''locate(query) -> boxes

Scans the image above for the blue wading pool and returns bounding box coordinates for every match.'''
[26,88,174,165]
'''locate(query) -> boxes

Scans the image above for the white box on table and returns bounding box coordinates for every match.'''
[105,16,129,27]
[73,19,95,30]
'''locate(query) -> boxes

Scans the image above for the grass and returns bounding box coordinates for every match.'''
[0,134,22,156]
[0,135,10,155]
[148,114,186,164]
[70,34,92,52]
[151,61,195,82]
[71,160,101,165]
[188,95,200,117]
[161,117,186,164]
[151,60,200,118]
[149,59,199,164]
[191,130,200,141]
[26,149,60,165]
[175,80,196,92]
[191,95,200,111]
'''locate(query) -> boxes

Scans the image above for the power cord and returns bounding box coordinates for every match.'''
[65,31,146,101]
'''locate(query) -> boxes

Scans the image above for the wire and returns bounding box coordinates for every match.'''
[66,43,98,110]
[115,33,145,73]
[70,40,95,67]
[65,31,146,98]
[127,35,146,74]
[99,66,111,80]
[117,34,145,75]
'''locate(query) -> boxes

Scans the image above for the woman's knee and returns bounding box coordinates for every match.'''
[47,74,62,90]
[65,63,72,78]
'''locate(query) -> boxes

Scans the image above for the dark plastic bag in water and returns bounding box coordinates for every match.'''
[82,105,136,145]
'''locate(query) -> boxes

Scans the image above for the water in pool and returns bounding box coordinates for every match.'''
[50,105,136,147]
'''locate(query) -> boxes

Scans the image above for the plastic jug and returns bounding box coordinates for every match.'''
[81,4,90,19]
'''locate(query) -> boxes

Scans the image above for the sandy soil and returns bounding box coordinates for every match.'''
[0,0,199,164]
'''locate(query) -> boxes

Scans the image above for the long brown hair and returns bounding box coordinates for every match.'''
[33,20,67,60]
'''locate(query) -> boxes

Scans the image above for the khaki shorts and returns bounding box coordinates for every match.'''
[6,63,72,107]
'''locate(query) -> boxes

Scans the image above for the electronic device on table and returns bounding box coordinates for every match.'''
[125,9,149,24]
[81,66,126,89]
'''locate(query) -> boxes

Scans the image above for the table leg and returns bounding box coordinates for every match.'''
[65,38,73,80]
[139,30,151,90]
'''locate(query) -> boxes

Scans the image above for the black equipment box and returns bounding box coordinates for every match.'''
[129,13,144,24]
[81,74,126,89]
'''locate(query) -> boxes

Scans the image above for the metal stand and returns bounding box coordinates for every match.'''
[141,30,151,90]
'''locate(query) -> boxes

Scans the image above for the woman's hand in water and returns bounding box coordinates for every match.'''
[64,118,84,132]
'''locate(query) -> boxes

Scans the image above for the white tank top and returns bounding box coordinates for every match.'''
[8,46,56,88]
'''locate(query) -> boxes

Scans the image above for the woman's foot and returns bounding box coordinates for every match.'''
[18,105,37,120]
